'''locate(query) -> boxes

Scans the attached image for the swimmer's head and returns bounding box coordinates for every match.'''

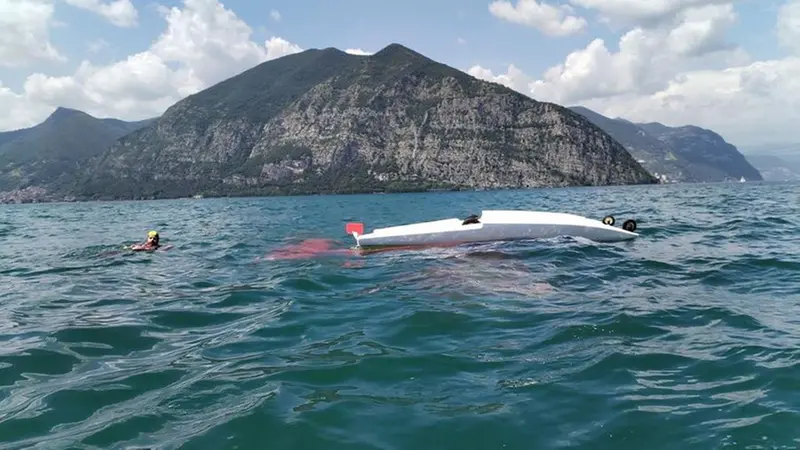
[147,230,160,246]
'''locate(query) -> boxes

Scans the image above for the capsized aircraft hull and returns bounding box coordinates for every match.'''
[345,210,639,249]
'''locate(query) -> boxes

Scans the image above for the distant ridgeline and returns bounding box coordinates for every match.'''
[0,108,154,203]
[568,107,763,183]
[737,143,800,182]
[0,42,763,203]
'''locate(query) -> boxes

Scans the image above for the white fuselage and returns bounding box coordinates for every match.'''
[352,210,638,248]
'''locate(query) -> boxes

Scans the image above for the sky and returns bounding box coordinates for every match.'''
[1,0,799,148]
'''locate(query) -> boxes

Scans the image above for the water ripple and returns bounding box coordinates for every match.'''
[0,182,798,449]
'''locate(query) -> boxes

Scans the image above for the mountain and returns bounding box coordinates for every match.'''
[742,154,800,181]
[0,108,154,201]
[570,106,763,183]
[0,129,28,147]
[637,122,762,181]
[738,142,800,158]
[568,106,693,182]
[739,143,800,181]
[69,43,656,200]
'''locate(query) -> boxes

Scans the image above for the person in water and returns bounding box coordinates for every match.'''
[130,230,161,251]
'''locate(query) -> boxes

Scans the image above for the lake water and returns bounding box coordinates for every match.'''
[1,181,799,449]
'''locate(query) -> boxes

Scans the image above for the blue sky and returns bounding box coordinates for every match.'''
[0,0,590,89]
[1,0,799,146]
[3,0,784,91]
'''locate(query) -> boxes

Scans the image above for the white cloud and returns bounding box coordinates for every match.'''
[0,81,54,131]
[345,48,372,55]
[149,0,289,89]
[0,0,306,130]
[0,0,64,67]
[468,0,800,145]
[270,9,280,21]
[468,64,533,94]
[666,4,738,57]
[472,3,737,99]
[472,3,743,105]
[267,36,303,58]
[584,58,800,145]
[3,0,786,148]
[489,0,587,36]
[777,0,800,55]
[64,0,138,27]
[568,0,737,27]
[471,57,800,146]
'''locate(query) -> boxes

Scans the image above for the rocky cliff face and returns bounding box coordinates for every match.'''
[570,106,762,183]
[74,43,656,200]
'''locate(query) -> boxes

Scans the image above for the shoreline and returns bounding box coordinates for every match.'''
[0,179,781,206]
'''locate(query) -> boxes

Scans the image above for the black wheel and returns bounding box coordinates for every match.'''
[602,215,615,226]
[622,219,637,232]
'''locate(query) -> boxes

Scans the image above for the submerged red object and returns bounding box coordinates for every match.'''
[264,239,352,260]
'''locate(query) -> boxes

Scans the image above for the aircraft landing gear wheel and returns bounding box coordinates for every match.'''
[602,215,615,226]
[623,219,637,232]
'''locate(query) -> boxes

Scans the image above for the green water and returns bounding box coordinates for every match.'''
[1,182,799,449]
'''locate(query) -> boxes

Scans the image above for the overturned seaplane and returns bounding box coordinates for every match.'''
[345,210,639,251]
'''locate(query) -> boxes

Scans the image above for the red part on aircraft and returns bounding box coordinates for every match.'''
[345,222,364,235]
